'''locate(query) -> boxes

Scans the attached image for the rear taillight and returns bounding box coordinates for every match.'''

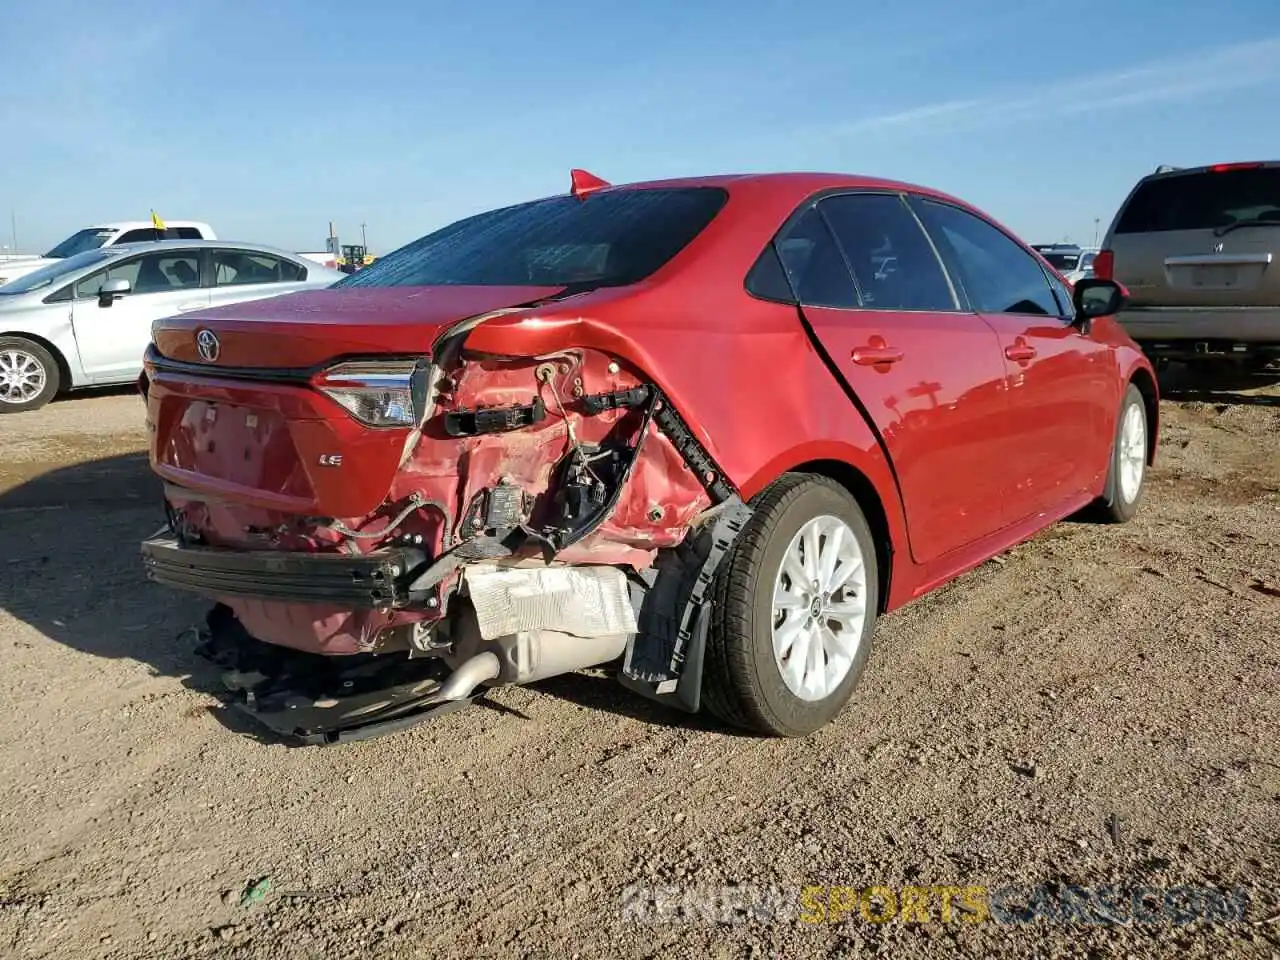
[1093,249,1114,280]
[314,358,435,428]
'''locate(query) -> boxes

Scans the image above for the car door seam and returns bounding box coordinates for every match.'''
[788,302,909,519]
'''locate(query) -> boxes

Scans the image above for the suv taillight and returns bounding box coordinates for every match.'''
[1093,249,1114,280]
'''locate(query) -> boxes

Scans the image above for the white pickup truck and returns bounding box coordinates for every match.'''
[0,221,217,286]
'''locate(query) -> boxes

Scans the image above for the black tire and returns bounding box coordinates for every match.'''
[703,473,879,737]
[1093,382,1148,523]
[0,336,60,414]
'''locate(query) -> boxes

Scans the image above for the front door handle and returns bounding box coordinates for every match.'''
[176,302,206,313]
[1005,343,1036,362]
[851,346,904,366]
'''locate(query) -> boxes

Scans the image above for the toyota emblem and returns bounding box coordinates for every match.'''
[195,329,220,362]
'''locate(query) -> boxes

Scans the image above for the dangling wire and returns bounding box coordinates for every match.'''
[538,364,606,487]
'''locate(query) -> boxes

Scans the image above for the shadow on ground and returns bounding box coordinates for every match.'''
[49,383,140,406]
[0,452,721,747]
[1156,361,1280,407]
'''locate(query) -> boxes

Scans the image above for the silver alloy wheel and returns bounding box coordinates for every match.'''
[771,514,868,702]
[1118,401,1146,504]
[0,348,47,405]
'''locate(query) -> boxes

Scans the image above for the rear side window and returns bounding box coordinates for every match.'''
[774,206,858,309]
[819,194,956,311]
[213,251,305,285]
[336,187,728,290]
[1115,167,1280,233]
[115,229,160,244]
[744,243,795,302]
[116,227,205,244]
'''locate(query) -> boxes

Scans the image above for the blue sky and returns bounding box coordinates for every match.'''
[3,0,1279,256]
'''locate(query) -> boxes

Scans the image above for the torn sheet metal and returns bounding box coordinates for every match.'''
[463,563,638,641]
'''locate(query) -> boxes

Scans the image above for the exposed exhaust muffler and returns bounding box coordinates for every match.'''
[429,562,637,692]
[434,651,502,701]
[441,621,631,688]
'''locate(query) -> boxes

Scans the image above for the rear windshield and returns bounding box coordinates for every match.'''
[1041,252,1081,270]
[1115,166,1280,234]
[335,187,728,290]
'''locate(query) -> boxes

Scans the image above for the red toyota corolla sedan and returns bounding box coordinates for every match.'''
[139,170,1158,744]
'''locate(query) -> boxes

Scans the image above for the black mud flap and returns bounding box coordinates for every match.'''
[196,605,471,745]
[618,496,752,714]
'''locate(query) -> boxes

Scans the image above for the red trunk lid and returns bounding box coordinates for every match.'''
[152,285,564,367]
[146,285,565,521]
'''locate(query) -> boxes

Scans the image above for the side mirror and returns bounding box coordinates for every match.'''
[1072,278,1127,321]
[98,277,131,307]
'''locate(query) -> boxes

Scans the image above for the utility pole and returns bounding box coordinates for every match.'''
[1093,218,1100,248]
[360,222,367,253]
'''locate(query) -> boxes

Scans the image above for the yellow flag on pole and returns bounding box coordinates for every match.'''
[151,210,166,231]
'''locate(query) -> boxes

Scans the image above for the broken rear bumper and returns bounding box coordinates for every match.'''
[141,533,428,608]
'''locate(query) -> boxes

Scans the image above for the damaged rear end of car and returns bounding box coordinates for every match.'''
[139,182,748,743]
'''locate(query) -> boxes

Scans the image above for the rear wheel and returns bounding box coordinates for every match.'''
[0,337,60,414]
[703,474,879,737]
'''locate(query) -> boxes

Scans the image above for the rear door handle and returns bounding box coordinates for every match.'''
[1005,344,1037,362]
[176,302,205,313]
[851,346,904,366]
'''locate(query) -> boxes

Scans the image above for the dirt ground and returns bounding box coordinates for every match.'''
[0,373,1278,960]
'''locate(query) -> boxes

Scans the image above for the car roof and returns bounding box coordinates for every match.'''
[103,239,323,261]
[94,220,212,230]
[571,170,978,208]
[1137,159,1280,183]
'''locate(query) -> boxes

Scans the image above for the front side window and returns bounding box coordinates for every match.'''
[336,187,728,291]
[1044,271,1075,317]
[915,201,1062,317]
[214,251,305,286]
[74,252,201,299]
[819,193,956,311]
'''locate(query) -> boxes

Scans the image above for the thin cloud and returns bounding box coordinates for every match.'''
[815,36,1280,141]
[837,99,990,135]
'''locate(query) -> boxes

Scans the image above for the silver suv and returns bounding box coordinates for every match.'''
[1097,161,1280,371]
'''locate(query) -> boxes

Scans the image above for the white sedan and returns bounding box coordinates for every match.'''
[0,240,344,413]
